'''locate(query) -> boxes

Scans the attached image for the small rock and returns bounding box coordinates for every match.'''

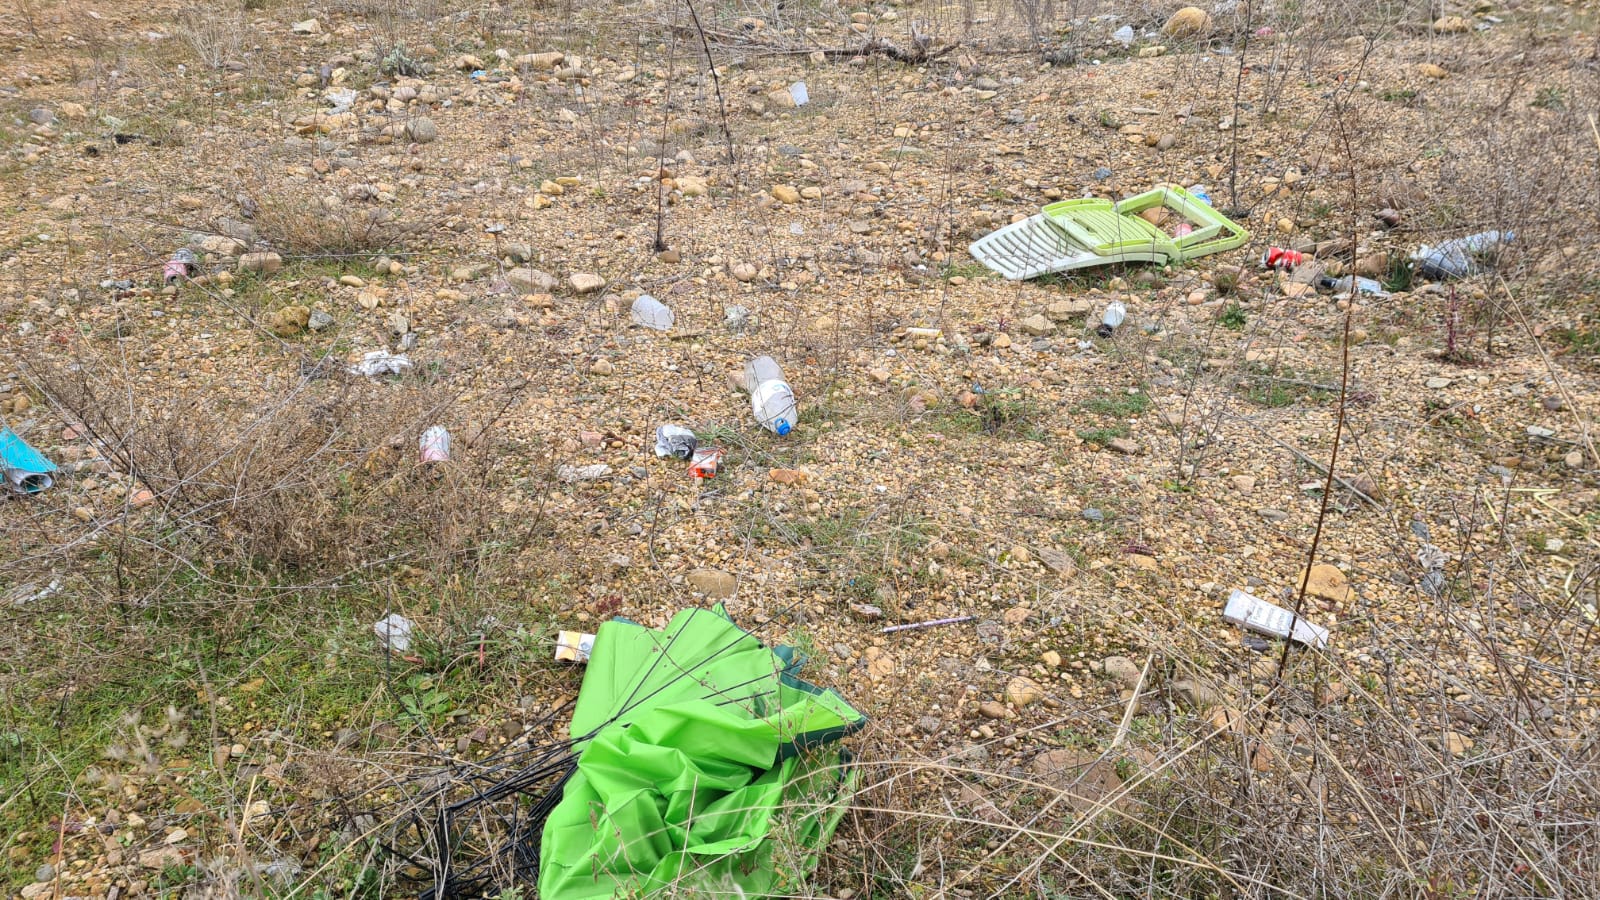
[569,273,606,294]
[1005,676,1045,707]
[1045,298,1092,320]
[1035,546,1076,576]
[1230,475,1257,493]
[1107,437,1141,455]
[138,846,185,870]
[268,304,311,336]
[1018,314,1055,336]
[1101,656,1142,689]
[769,468,808,485]
[1041,650,1062,668]
[72,506,94,523]
[28,107,56,126]
[916,715,941,734]
[1156,133,1176,151]
[1163,6,1213,39]
[731,262,758,282]
[686,568,737,597]
[1417,63,1448,79]
[1302,563,1353,604]
[849,603,884,620]
[771,185,801,204]
[507,267,558,294]
[1425,376,1452,389]
[291,18,322,35]
[1431,15,1472,34]
[237,252,283,275]
[407,117,439,143]
[1034,751,1129,812]
[589,358,614,376]
[1433,730,1474,756]
[308,309,334,331]
[1171,677,1220,710]
[977,700,1009,719]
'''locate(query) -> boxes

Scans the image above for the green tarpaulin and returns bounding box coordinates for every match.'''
[538,605,867,898]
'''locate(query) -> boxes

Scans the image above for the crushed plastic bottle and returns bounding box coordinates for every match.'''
[1317,275,1390,298]
[1411,230,1513,280]
[741,356,798,436]
[1112,25,1135,46]
[630,294,674,331]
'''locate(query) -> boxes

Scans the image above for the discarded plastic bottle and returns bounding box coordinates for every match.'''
[1318,275,1390,297]
[419,426,450,463]
[1186,185,1212,206]
[0,426,57,494]
[1096,300,1127,338]
[1411,230,1514,280]
[630,294,674,331]
[741,356,797,436]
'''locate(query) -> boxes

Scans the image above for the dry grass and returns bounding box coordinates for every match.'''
[248,191,414,258]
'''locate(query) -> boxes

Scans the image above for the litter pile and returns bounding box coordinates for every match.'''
[380,606,865,900]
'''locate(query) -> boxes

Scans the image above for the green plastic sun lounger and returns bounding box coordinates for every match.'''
[968,185,1249,281]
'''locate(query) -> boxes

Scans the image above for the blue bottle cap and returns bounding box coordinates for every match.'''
[775,420,792,436]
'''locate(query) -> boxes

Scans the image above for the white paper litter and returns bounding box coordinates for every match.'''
[373,613,415,653]
[1222,588,1330,649]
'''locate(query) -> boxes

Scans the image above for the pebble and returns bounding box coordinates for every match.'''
[238,252,283,275]
[686,568,737,597]
[1018,314,1055,336]
[1163,6,1212,38]
[407,117,439,143]
[1004,676,1044,707]
[1101,655,1142,688]
[569,273,606,294]
[771,185,801,204]
[589,358,615,376]
[1425,376,1452,389]
[977,700,1009,719]
[1107,438,1141,455]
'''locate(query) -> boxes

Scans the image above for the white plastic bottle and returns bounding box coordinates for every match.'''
[741,356,798,436]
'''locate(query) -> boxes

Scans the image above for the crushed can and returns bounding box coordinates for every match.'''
[163,248,199,284]
[1262,247,1305,269]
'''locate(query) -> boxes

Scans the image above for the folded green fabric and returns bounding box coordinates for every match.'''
[539,606,865,898]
